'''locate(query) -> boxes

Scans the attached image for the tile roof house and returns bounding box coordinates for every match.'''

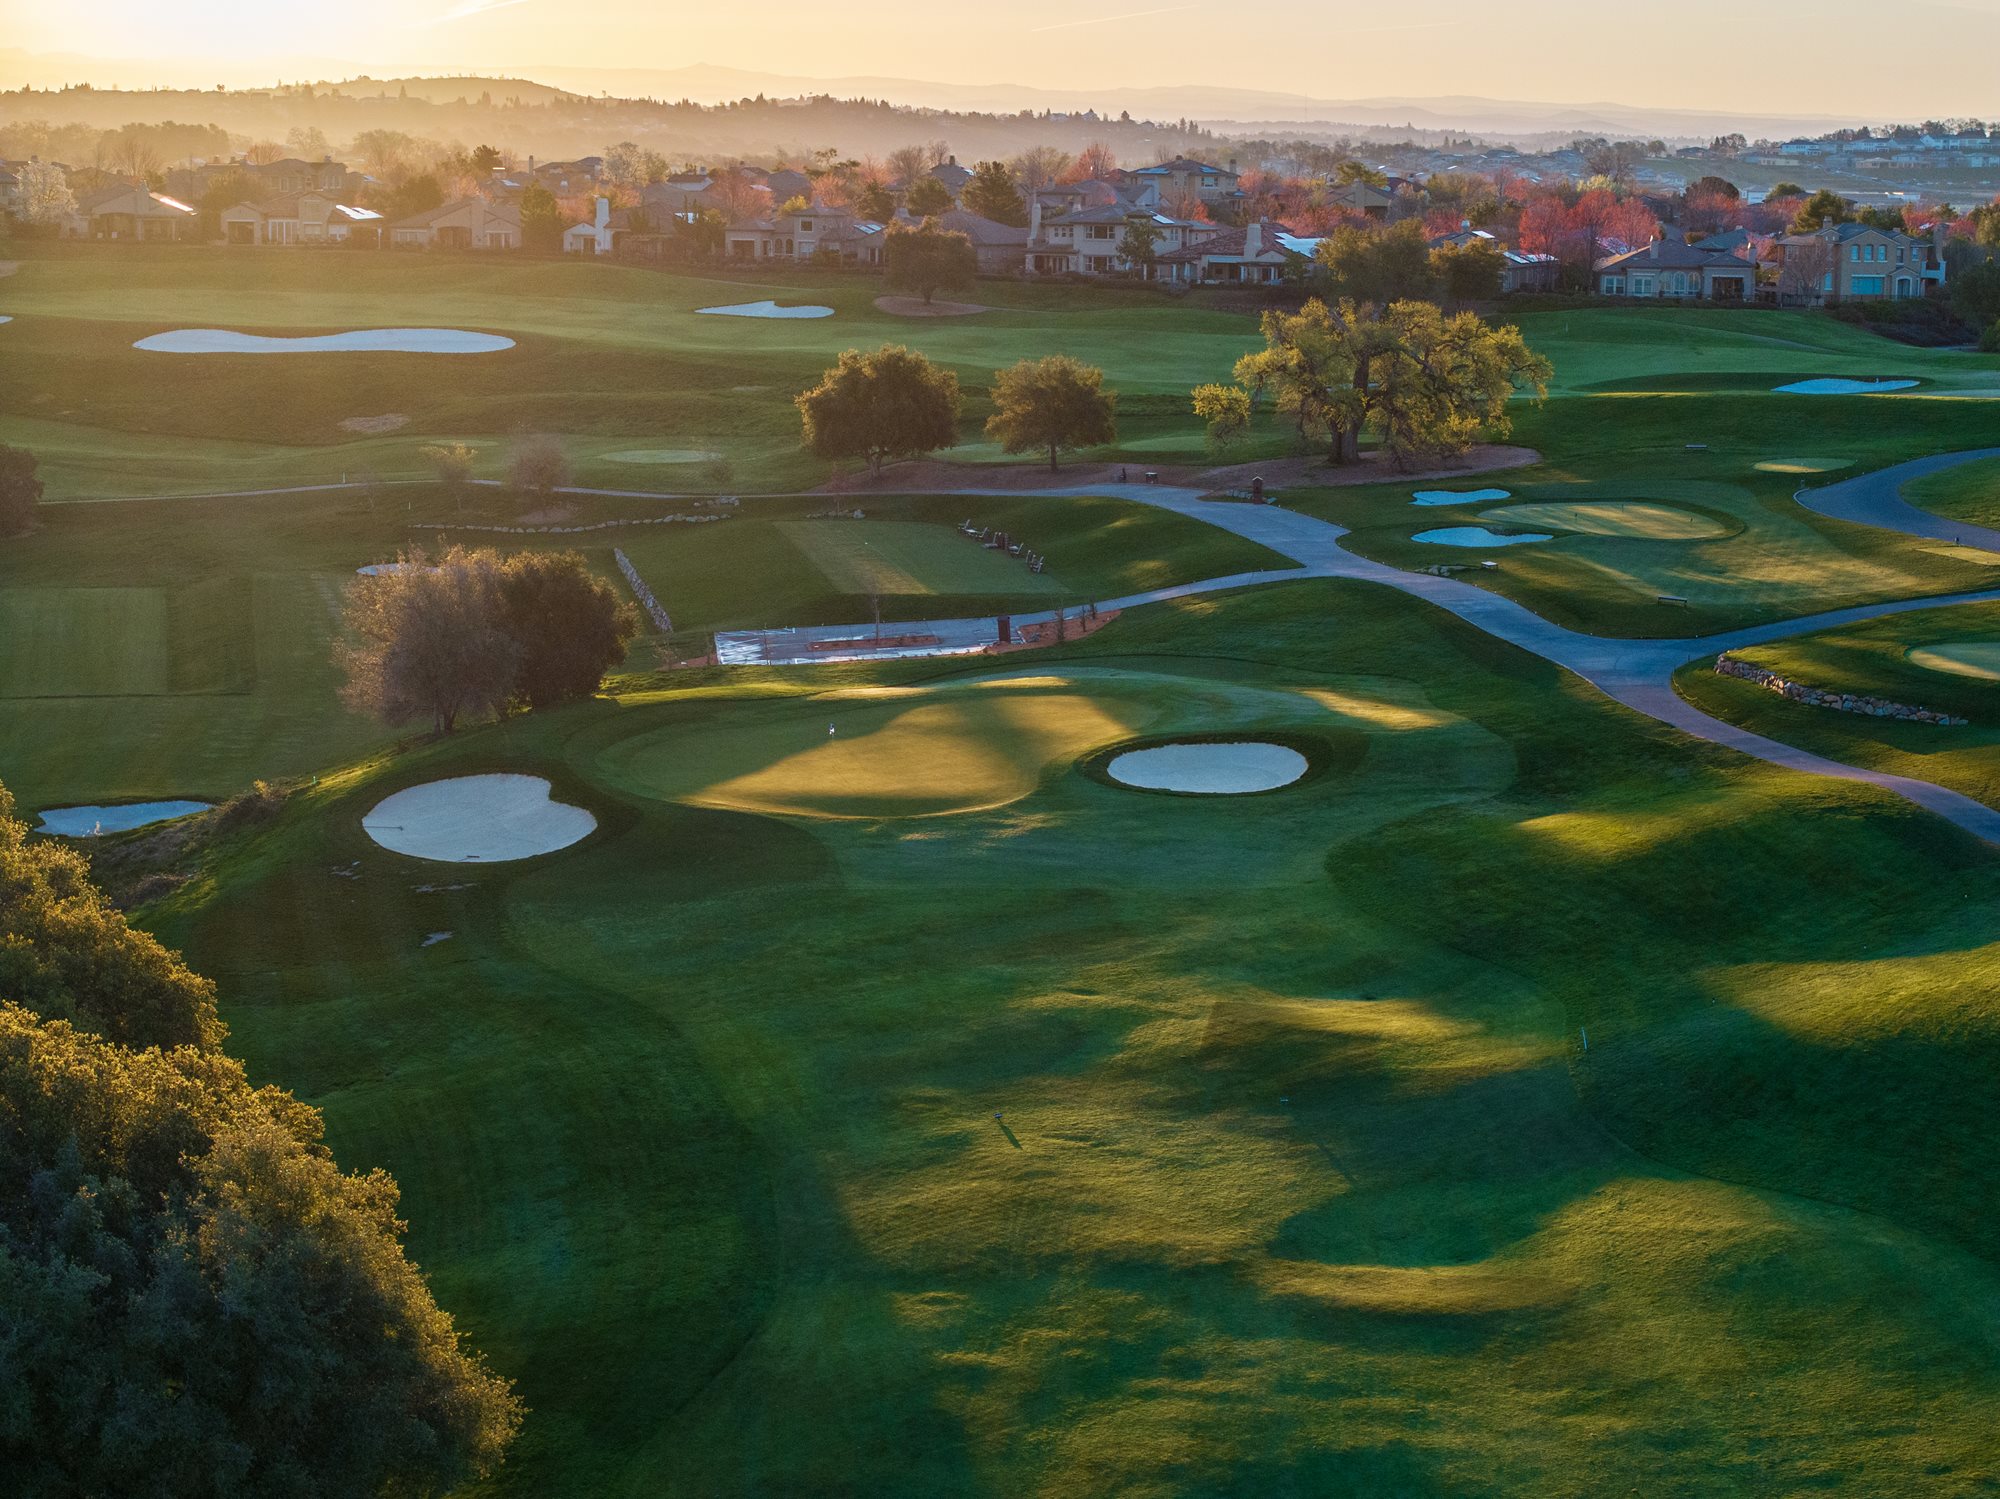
[1593,237,1758,300]
[1771,222,1945,303]
[389,197,522,250]
[724,204,885,264]
[1154,218,1304,285]
[1025,197,1216,277]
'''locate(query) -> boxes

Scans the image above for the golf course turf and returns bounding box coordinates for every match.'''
[14,244,2000,1495]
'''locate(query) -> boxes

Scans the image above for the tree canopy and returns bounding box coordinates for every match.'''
[1312,219,1436,305]
[339,547,637,733]
[903,175,954,218]
[1223,297,1548,467]
[795,344,962,474]
[0,783,522,1494]
[985,356,1118,471]
[882,222,977,304]
[960,161,1027,226]
[519,182,564,252]
[1791,188,1851,232]
[1430,238,1506,307]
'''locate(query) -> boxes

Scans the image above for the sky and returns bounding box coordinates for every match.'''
[5,0,2000,121]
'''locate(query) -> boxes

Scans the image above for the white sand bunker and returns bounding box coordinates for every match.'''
[363,774,594,862]
[603,448,723,464]
[37,800,211,837]
[1412,487,1510,506]
[1108,741,1307,794]
[697,301,833,319]
[136,328,515,354]
[0,316,12,325]
[1774,378,1918,395]
[1413,526,1551,547]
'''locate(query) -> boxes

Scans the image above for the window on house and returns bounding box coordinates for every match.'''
[800,219,812,231]
[1603,276,1625,294]
[1631,276,1655,295]
[1852,275,1884,295]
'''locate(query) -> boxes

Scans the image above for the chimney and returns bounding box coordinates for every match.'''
[1244,220,1262,258]
[1029,193,1042,244]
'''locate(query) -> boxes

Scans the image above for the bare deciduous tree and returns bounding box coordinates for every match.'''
[338,548,517,735]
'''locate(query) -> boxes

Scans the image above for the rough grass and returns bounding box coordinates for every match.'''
[136,580,2000,1498]
[1904,453,2000,529]
[1674,598,2000,808]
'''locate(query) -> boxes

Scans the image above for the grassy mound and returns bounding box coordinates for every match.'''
[139,580,2000,1496]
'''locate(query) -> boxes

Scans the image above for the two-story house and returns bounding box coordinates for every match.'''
[1122,157,1242,212]
[389,197,522,250]
[723,205,885,264]
[1771,222,1946,303]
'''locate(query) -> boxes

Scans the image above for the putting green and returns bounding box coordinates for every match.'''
[778,520,1063,597]
[1756,457,1855,475]
[602,448,723,464]
[1907,641,2000,681]
[1477,502,1729,540]
[597,675,1149,818]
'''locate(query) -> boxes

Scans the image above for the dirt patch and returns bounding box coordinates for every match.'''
[515,504,578,526]
[340,413,410,434]
[874,295,992,318]
[1199,445,1541,494]
[0,262,17,278]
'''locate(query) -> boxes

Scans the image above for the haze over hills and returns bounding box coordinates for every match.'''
[0,49,1859,145]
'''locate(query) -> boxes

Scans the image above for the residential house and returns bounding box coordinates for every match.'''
[1328,179,1394,219]
[528,157,602,195]
[724,204,884,264]
[1024,198,1216,276]
[563,197,624,254]
[70,185,198,241]
[1428,226,1560,292]
[1123,156,1241,211]
[1771,222,1946,302]
[929,208,1029,272]
[219,192,383,245]
[1154,219,1306,285]
[389,197,522,250]
[1593,237,1758,300]
[764,168,812,206]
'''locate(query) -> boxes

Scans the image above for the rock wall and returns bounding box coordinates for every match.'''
[1714,654,1967,725]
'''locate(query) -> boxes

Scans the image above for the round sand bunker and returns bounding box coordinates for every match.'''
[363,774,594,862]
[697,300,833,319]
[1107,740,1308,794]
[136,328,514,354]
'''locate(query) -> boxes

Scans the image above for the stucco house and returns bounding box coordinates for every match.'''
[724,205,885,264]
[389,197,522,250]
[1593,237,1758,300]
[1025,199,1216,276]
[1771,222,1946,303]
[70,185,198,241]
[1123,157,1241,211]
[1428,226,1561,292]
[928,208,1029,272]
[219,192,382,245]
[1154,219,1306,285]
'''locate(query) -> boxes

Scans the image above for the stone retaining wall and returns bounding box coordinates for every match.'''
[614,547,673,634]
[1714,654,1967,725]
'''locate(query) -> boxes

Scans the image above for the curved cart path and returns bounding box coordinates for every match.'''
[735,458,2000,841]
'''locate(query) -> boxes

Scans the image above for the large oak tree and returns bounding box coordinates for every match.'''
[985,356,1118,471]
[795,344,962,474]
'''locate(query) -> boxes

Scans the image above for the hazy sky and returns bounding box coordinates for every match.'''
[8,0,2000,119]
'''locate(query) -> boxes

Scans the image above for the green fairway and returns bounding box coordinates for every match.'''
[0,587,171,696]
[1478,500,1731,539]
[137,578,2000,1497]
[777,519,1066,598]
[1675,599,2000,809]
[1904,454,2000,529]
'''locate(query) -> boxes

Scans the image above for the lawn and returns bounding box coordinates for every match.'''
[1296,390,2000,636]
[0,245,1284,499]
[0,482,1286,810]
[1905,453,2000,529]
[1674,598,2000,808]
[121,579,2000,1498]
